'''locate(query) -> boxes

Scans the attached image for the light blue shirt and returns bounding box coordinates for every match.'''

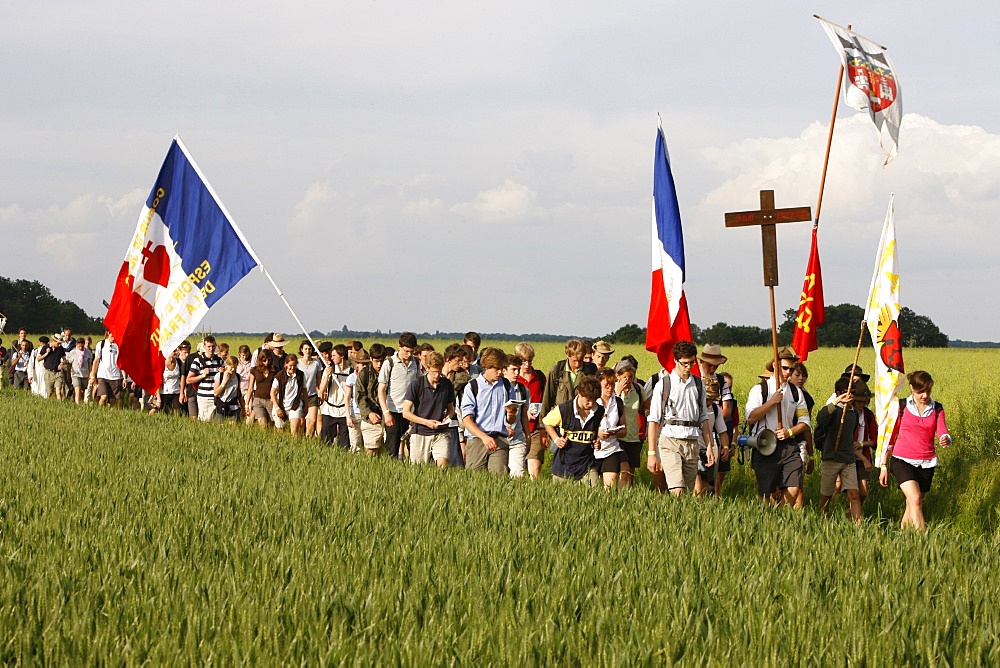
[461,376,509,438]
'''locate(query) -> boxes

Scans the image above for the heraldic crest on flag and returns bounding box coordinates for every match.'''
[816,16,902,165]
[104,137,259,394]
[865,194,905,469]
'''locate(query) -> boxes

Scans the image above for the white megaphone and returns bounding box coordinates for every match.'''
[736,428,778,456]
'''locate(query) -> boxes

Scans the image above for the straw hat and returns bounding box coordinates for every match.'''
[698,344,728,366]
[267,333,288,348]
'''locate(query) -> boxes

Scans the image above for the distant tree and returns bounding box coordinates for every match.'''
[779,302,947,349]
[899,307,949,347]
[699,322,771,346]
[602,323,646,345]
[0,276,104,334]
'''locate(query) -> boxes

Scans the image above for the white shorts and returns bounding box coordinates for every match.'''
[272,405,304,429]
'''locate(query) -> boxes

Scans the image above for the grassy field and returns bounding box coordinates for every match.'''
[4,340,999,662]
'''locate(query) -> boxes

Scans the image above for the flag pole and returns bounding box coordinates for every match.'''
[833,318,867,448]
[813,23,849,231]
[258,265,323,355]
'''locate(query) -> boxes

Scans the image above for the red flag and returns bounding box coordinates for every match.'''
[645,122,694,372]
[790,227,825,361]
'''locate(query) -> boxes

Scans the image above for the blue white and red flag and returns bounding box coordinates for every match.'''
[104,137,259,393]
[645,120,694,372]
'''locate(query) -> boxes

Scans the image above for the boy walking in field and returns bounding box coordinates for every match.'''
[461,347,513,475]
[402,351,455,468]
[815,377,864,524]
[542,375,604,485]
[744,347,811,506]
[646,340,715,496]
[501,355,531,477]
[378,332,421,459]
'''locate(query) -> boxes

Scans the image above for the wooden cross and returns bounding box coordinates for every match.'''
[724,189,811,432]
[724,190,811,287]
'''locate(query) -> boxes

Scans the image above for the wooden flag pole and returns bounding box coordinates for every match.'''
[834,318,868,448]
[814,58,845,229]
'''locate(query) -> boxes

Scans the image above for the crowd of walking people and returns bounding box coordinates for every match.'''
[2,327,950,529]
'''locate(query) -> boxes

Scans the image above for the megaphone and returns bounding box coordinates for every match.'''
[736,429,778,456]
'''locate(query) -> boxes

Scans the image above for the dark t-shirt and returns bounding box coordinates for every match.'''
[251,368,275,401]
[41,344,66,372]
[403,375,455,436]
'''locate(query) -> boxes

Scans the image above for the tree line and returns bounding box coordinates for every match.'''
[0,276,104,335]
[603,303,949,348]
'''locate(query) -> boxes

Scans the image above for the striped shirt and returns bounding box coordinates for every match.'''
[189,354,223,398]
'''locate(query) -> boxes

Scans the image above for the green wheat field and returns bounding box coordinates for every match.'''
[2,342,998,663]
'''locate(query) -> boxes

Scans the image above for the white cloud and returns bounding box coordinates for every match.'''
[450,179,539,222]
[289,182,332,231]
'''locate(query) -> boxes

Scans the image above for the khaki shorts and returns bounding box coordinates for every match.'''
[409,432,450,464]
[360,419,385,451]
[251,397,273,421]
[821,460,858,496]
[657,435,700,492]
[526,430,546,461]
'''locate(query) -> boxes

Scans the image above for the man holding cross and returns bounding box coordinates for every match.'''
[745,347,811,506]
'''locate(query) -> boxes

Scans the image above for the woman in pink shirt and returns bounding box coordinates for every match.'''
[879,370,951,531]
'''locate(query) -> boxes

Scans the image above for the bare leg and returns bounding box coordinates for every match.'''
[899,480,926,531]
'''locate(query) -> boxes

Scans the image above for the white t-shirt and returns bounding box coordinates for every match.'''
[95,341,122,381]
[596,396,623,458]
[161,362,182,395]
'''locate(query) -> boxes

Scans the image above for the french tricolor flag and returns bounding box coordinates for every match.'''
[645,121,694,372]
[104,137,259,394]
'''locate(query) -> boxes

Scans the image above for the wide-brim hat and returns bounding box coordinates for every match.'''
[268,333,288,348]
[593,340,614,355]
[353,349,371,363]
[841,364,871,382]
[777,346,799,361]
[698,344,727,366]
[851,380,873,399]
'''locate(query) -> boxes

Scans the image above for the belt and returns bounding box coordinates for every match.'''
[487,431,506,438]
[664,419,700,428]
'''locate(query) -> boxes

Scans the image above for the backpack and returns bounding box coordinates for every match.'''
[898,397,943,417]
[468,376,512,400]
[656,373,705,427]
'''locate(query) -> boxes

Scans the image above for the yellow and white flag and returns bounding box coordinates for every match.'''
[864,194,905,468]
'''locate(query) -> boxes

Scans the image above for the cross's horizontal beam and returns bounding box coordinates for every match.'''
[725,206,812,228]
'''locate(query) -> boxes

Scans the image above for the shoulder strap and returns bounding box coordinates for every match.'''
[934,401,943,414]
[658,373,672,423]
[614,395,624,417]
[759,379,768,403]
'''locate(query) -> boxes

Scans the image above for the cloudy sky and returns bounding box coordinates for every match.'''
[3,1,997,341]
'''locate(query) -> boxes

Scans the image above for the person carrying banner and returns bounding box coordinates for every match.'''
[815,377,863,524]
[744,347,811,506]
[646,340,715,496]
